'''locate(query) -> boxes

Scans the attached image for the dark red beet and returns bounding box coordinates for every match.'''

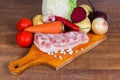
[71,7,86,23]
[92,11,107,21]
[87,0,107,21]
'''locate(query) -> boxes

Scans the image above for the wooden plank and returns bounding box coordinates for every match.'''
[0,0,120,79]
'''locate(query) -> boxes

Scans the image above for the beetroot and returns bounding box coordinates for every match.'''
[90,10,107,21]
[71,7,86,23]
[87,0,107,21]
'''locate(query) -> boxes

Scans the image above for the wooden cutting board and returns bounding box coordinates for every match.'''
[8,33,106,75]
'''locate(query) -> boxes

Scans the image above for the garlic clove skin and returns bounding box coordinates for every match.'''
[43,14,56,23]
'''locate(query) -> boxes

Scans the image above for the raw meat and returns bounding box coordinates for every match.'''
[34,31,89,53]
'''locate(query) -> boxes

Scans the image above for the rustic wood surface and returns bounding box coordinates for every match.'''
[0,0,120,80]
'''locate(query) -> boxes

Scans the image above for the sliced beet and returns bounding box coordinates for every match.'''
[71,7,86,23]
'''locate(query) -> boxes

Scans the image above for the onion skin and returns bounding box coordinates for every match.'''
[92,18,108,35]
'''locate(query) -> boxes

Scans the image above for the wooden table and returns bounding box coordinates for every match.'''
[0,0,120,80]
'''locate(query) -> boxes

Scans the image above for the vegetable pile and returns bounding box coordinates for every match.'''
[15,0,108,48]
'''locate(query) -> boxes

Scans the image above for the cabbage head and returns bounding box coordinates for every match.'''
[42,0,77,20]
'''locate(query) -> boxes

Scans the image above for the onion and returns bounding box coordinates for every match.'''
[92,18,108,34]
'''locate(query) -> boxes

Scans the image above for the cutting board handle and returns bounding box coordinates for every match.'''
[8,45,44,75]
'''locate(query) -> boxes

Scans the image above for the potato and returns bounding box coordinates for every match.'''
[80,4,93,16]
[74,17,92,33]
[32,14,43,26]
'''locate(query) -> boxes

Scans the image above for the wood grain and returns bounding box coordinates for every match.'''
[0,0,120,80]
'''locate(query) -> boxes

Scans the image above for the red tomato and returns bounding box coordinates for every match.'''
[16,31,33,47]
[16,18,32,31]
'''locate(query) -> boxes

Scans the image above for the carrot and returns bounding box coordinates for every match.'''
[24,21,63,34]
